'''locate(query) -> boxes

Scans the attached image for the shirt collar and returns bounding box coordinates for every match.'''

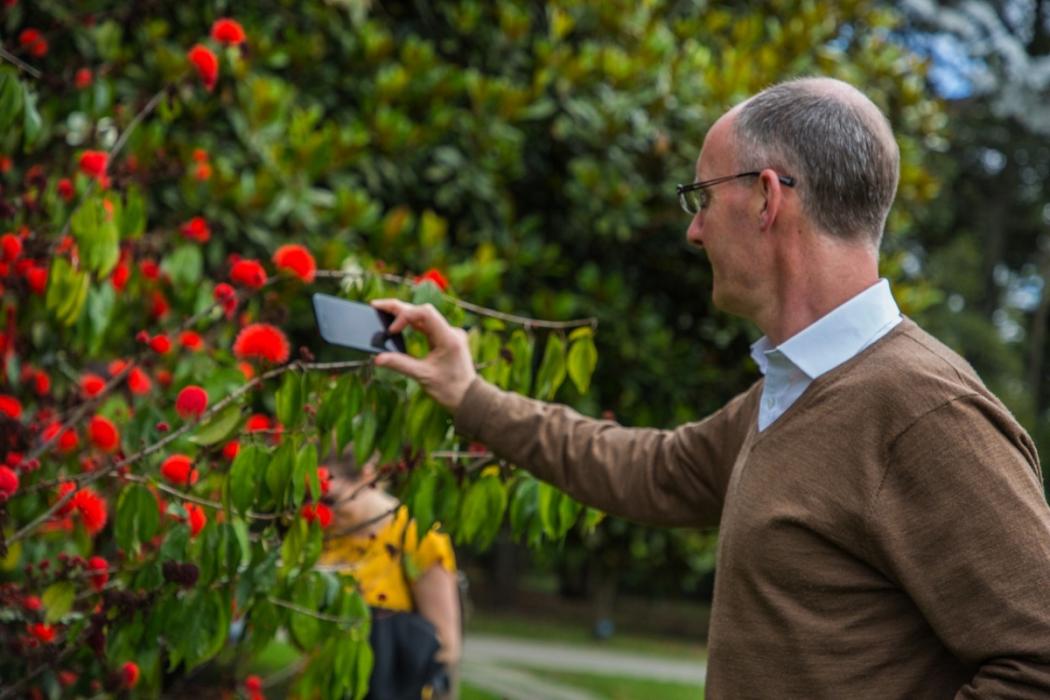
[749,279,901,378]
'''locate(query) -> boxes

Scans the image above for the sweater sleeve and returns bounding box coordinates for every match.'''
[453,376,756,527]
[867,395,1050,698]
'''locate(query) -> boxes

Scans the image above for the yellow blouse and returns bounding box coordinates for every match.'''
[318,506,456,612]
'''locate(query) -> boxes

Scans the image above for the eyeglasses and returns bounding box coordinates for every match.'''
[676,171,796,216]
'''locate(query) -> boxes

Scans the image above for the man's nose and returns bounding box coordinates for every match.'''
[686,212,704,247]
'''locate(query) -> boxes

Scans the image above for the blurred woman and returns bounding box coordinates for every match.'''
[317,448,461,699]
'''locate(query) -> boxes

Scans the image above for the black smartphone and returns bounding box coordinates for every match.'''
[312,293,407,354]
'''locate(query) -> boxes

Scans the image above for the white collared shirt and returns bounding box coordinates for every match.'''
[750,279,902,431]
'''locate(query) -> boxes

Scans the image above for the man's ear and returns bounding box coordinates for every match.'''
[757,169,784,232]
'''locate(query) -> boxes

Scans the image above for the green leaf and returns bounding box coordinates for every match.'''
[42,582,76,623]
[281,518,307,573]
[537,482,558,539]
[276,371,304,428]
[190,404,242,446]
[300,443,320,503]
[45,257,90,326]
[114,484,159,552]
[161,244,203,291]
[71,198,120,277]
[508,330,535,394]
[229,444,261,515]
[0,69,24,134]
[22,85,42,150]
[581,507,605,535]
[404,466,437,535]
[353,638,374,700]
[176,590,229,670]
[458,475,507,549]
[317,375,351,434]
[534,333,567,400]
[353,410,377,468]
[229,518,252,574]
[289,572,325,650]
[509,477,538,538]
[121,186,147,238]
[267,442,295,507]
[567,333,598,394]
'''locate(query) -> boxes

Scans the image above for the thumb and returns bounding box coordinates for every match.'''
[374,351,428,381]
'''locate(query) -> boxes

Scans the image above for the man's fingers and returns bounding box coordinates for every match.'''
[374,350,428,381]
[371,299,456,345]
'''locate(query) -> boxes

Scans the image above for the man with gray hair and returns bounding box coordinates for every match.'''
[371,77,1050,697]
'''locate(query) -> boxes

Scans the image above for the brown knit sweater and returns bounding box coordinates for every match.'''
[454,318,1050,699]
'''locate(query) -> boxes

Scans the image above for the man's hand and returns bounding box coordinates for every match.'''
[370,299,476,413]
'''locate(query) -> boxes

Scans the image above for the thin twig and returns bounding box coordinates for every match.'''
[266,596,367,627]
[0,46,43,79]
[315,269,598,330]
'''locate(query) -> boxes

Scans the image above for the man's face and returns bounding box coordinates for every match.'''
[685,114,770,319]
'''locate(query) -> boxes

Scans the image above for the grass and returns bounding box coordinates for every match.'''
[509,665,704,700]
[466,609,707,662]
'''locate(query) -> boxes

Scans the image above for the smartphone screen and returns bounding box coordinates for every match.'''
[312,293,407,354]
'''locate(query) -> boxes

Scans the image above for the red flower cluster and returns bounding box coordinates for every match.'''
[121,661,140,689]
[148,334,172,354]
[192,148,212,181]
[179,330,204,351]
[184,503,207,537]
[27,622,55,644]
[86,555,109,591]
[233,324,290,364]
[0,466,19,499]
[160,454,199,487]
[187,44,218,91]
[88,415,119,453]
[128,366,152,395]
[230,259,268,288]
[0,394,22,418]
[414,267,449,292]
[181,216,211,243]
[175,386,208,420]
[42,422,79,453]
[18,28,48,57]
[78,150,108,183]
[214,282,238,318]
[300,503,332,528]
[80,373,106,398]
[272,244,317,283]
[244,675,264,700]
[1,233,21,262]
[211,18,246,45]
[74,68,92,90]
[72,488,108,534]
[57,178,75,201]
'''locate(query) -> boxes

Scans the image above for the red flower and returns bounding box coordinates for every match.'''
[139,259,160,280]
[272,244,317,283]
[107,359,128,376]
[74,68,92,90]
[72,488,107,534]
[194,162,212,181]
[121,661,140,688]
[414,268,449,292]
[1,233,21,262]
[233,324,290,364]
[179,331,204,351]
[245,414,271,434]
[175,386,208,420]
[181,217,210,243]
[149,334,172,354]
[184,503,207,537]
[27,623,55,644]
[88,415,119,453]
[300,503,332,528]
[23,595,42,611]
[160,454,198,487]
[110,259,130,291]
[58,670,78,687]
[211,18,247,45]
[192,148,209,163]
[81,373,106,398]
[149,290,170,319]
[244,675,263,693]
[57,178,75,201]
[0,394,21,419]
[55,482,77,516]
[32,370,50,396]
[222,440,240,460]
[156,369,172,387]
[230,259,267,288]
[86,555,109,591]
[128,366,152,395]
[317,466,331,496]
[18,29,48,57]
[0,466,19,498]
[187,44,219,91]
[43,422,79,453]
[78,150,108,181]
[25,264,47,295]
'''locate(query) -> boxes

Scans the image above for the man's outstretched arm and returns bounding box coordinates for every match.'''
[372,299,751,527]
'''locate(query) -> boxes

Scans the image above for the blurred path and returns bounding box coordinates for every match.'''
[461,633,707,697]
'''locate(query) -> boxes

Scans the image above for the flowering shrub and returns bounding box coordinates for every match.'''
[0,5,601,697]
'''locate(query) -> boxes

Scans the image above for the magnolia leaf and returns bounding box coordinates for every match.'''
[276,371,304,428]
[114,483,159,552]
[289,572,324,650]
[229,444,261,516]
[534,333,566,400]
[267,442,295,507]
